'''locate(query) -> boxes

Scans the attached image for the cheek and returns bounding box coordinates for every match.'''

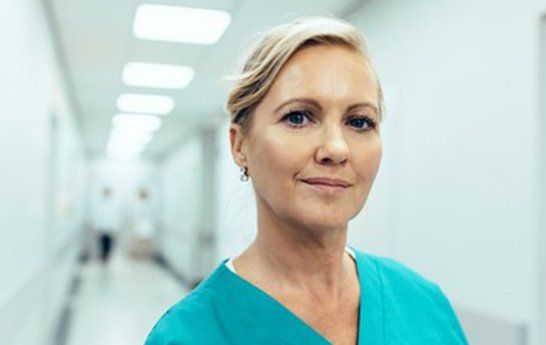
[355,140,383,186]
[249,132,302,189]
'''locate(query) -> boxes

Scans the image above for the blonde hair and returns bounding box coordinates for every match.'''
[225,16,383,136]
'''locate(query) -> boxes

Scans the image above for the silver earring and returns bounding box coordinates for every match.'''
[240,166,249,182]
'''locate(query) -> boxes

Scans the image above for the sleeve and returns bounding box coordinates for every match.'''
[143,306,187,345]
[144,330,174,345]
[431,284,470,345]
[144,318,184,345]
[143,297,211,345]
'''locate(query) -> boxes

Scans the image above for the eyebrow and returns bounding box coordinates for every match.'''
[274,97,379,116]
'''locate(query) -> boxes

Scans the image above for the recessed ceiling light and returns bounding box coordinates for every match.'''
[122,62,194,89]
[112,113,162,132]
[116,93,174,115]
[107,139,146,152]
[133,4,231,44]
[109,130,153,145]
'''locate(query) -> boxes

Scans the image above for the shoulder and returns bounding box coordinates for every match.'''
[353,249,469,343]
[362,251,440,292]
[351,248,439,292]
[144,292,208,345]
[144,271,225,345]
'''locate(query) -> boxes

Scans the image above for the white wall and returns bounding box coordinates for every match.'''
[539,18,546,345]
[346,1,544,344]
[0,0,87,344]
[159,136,203,282]
[214,118,258,262]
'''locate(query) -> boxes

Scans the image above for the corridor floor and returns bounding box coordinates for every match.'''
[66,254,187,345]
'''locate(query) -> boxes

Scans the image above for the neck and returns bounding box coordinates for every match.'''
[239,199,354,296]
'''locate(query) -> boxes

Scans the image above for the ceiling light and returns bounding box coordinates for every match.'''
[106,141,146,159]
[106,140,146,153]
[112,113,162,132]
[116,93,174,115]
[109,130,152,145]
[133,4,231,44]
[122,62,194,89]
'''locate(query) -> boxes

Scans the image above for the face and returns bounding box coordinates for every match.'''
[230,45,382,233]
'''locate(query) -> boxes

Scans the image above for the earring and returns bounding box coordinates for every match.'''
[240,166,249,182]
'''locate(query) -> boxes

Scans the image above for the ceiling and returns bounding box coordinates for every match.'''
[47,0,363,160]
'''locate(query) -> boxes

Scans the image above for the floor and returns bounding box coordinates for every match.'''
[66,254,187,345]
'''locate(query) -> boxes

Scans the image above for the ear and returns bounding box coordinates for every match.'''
[229,123,247,168]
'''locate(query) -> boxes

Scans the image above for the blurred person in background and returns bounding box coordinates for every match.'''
[145,16,468,345]
[129,187,155,260]
[94,186,120,264]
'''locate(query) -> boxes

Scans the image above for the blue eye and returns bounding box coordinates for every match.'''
[282,110,377,132]
[348,116,376,131]
[283,110,311,126]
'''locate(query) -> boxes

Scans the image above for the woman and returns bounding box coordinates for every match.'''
[145,16,468,345]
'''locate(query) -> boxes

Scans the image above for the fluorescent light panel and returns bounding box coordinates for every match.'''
[133,4,231,44]
[109,132,152,145]
[108,126,153,146]
[106,113,160,159]
[122,62,194,89]
[112,113,162,132]
[116,93,174,115]
[106,141,147,157]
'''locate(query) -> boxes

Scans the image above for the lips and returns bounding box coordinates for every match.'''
[300,177,352,188]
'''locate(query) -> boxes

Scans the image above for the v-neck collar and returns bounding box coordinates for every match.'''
[207,246,385,344]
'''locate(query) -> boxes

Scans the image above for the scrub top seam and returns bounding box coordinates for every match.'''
[370,255,388,345]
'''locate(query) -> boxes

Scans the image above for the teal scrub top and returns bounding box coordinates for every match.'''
[145,247,468,344]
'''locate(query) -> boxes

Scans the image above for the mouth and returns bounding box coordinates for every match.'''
[300,179,351,195]
[300,177,352,188]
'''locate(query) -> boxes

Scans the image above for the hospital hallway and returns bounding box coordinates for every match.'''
[61,253,186,345]
[2,0,546,344]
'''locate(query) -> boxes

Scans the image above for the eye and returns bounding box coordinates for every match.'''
[282,110,313,127]
[347,116,377,132]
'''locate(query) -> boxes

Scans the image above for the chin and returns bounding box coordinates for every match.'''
[298,211,350,232]
[274,199,352,231]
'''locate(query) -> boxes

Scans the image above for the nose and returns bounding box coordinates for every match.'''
[315,122,350,165]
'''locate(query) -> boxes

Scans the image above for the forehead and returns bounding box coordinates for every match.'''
[266,45,379,107]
